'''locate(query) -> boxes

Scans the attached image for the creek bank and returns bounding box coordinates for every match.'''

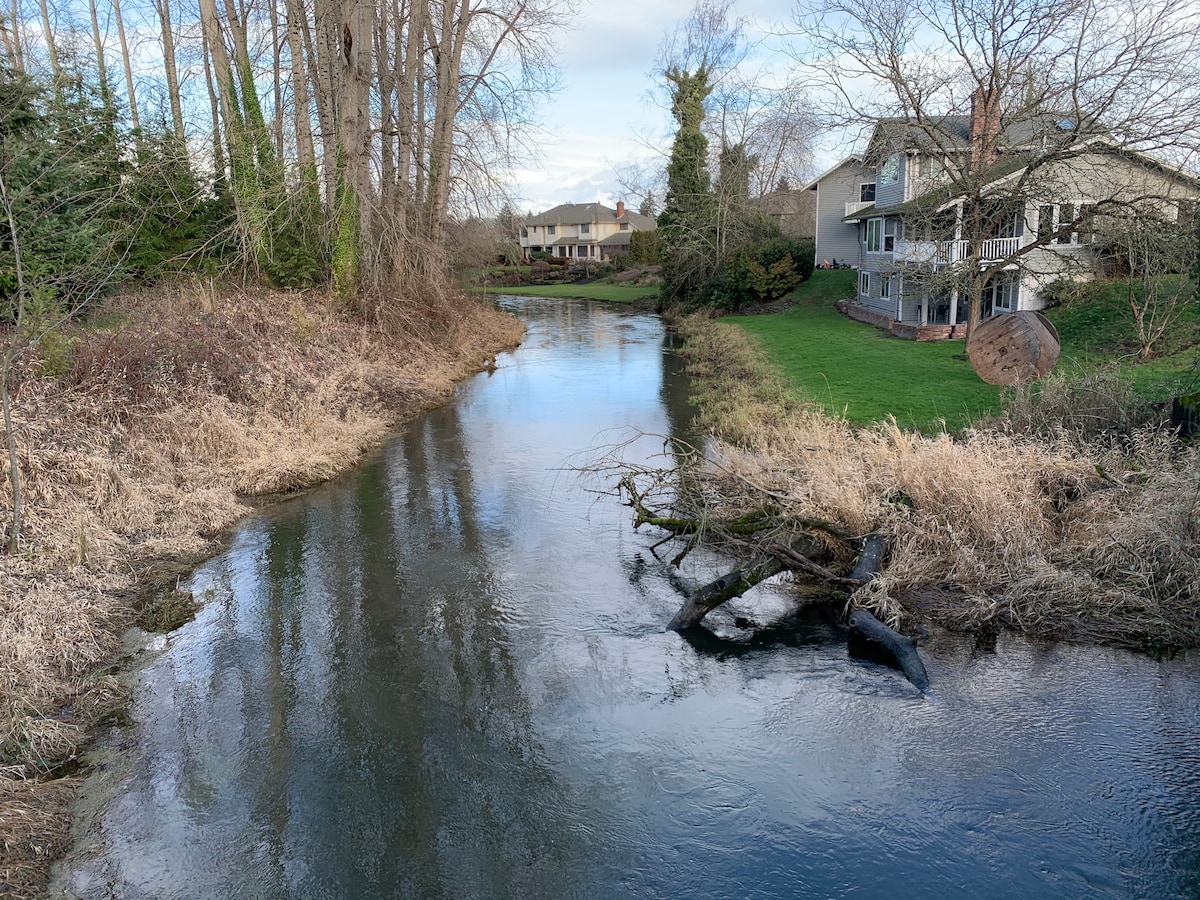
[0,281,523,900]
[650,310,1200,654]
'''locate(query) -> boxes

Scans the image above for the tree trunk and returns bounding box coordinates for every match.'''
[2,0,23,73]
[284,0,316,176]
[667,554,786,631]
[0,166,26,554]
[331,0,373,295]
[87,0,112,109]
[201,27,226,183]
[848,609,930,692]
[153,0,186,140]
[424,0,470,241]
[269,0,284,154]
[112,0,141,135]
[36,0,62,101]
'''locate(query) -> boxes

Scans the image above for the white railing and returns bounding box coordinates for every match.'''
[892,236,1022,265]
[845,200,874,216]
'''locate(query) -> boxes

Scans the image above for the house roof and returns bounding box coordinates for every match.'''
[842,135,1200,222]
[862,113,1093,164]
[525,202,656,229]
[801,155,866,191]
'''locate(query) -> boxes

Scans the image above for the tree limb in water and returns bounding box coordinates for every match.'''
[848,608,930,693]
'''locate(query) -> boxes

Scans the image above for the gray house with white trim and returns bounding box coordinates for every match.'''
[832,103,1200,339]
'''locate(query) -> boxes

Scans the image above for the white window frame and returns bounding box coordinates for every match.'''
[880,275,891,299]
[880,153,901,185]
[987,272,1019,313]
[866,218,883,253]
[918,156,944,178]
[580,223,590,234]
[547,225,556,236]
[860,182,876,202]
[859,271,871,297]
[883,218,898,252]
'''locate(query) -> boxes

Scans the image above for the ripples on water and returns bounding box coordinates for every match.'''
[56,298,1200,899]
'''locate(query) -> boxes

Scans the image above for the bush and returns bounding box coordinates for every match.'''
[629,230,662,265]
[1041,277,1108,309]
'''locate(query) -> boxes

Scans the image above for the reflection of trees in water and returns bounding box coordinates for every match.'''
[171,399,590,896]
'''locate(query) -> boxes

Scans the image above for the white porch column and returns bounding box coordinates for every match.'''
[949,288,959,326]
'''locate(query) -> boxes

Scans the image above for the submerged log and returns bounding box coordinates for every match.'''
[847,608,930,693]
[666,555,785,631]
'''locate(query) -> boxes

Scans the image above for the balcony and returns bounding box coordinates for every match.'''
[893,237,1022,265]
[845,200,874,216]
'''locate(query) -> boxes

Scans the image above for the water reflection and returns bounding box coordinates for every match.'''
[58,297,1200,900]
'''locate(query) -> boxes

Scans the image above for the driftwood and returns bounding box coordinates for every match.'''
[850,532,886,583]
[848,609,930,693]
[666,554,786,631]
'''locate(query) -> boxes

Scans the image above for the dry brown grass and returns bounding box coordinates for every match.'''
[674,313,1200,648]
[0,280,523,897]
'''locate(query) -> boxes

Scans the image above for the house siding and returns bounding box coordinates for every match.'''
[873,153,907,208]
[811,159,873,267]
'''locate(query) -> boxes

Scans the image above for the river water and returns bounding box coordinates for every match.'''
[57,297,1200,899]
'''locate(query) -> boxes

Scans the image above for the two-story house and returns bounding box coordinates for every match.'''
[816,98,1200,339]
[520,202,656,262]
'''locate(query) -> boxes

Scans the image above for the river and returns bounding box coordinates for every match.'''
[55,296,1200,899]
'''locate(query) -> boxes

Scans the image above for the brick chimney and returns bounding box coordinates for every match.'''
[616,200,625,218]
[970,87,1000,168]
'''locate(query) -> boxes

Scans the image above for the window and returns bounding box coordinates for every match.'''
[880,276,891,299]
[520,227,528,238]
[880,153,901,185]
[580,223,590,234]
[860,183,876,202]
[620,222,630,230]
[1056,204,1075,244]
[1037,205,1055,241]
[918,156,944,177]
[866,218,883,252]
[1078,204,1095,243]
[883,219,898,252]
[859,271,871,296]
[1037,204,1079,244]
[986,273,1019,313]
[547,225,556,236]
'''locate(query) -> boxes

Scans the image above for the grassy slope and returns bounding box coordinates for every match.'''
[482,283,659,303]
[1043,277,1200,399]
[725,270,1001,430]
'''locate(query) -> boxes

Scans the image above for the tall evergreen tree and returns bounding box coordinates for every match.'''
[657,65,717,306]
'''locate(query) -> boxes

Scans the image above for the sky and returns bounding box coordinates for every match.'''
[507,0,811,215]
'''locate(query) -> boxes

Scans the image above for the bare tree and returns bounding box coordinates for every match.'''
[1100,210,1198,359]
[112,0,141,134]
[794,0,1200,340]
[152,0,185,140]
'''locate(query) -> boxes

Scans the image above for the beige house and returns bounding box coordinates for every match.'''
[521,202,656,261]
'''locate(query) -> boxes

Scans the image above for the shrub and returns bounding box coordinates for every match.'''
[629,230,662,265]
[1041,277,1108,309]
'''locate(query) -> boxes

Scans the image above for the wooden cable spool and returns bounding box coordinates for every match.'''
[968,311,1060,385]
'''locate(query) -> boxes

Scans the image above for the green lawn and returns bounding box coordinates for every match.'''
[480,283,659,303]
[723,269,1200,430]
[723,270,1001,429]
[1041,278,1200,399]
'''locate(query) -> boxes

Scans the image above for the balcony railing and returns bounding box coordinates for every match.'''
[892,236,1022,265]
[845,200,874,216]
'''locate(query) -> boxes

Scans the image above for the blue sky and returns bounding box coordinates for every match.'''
[509,0,804,214]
